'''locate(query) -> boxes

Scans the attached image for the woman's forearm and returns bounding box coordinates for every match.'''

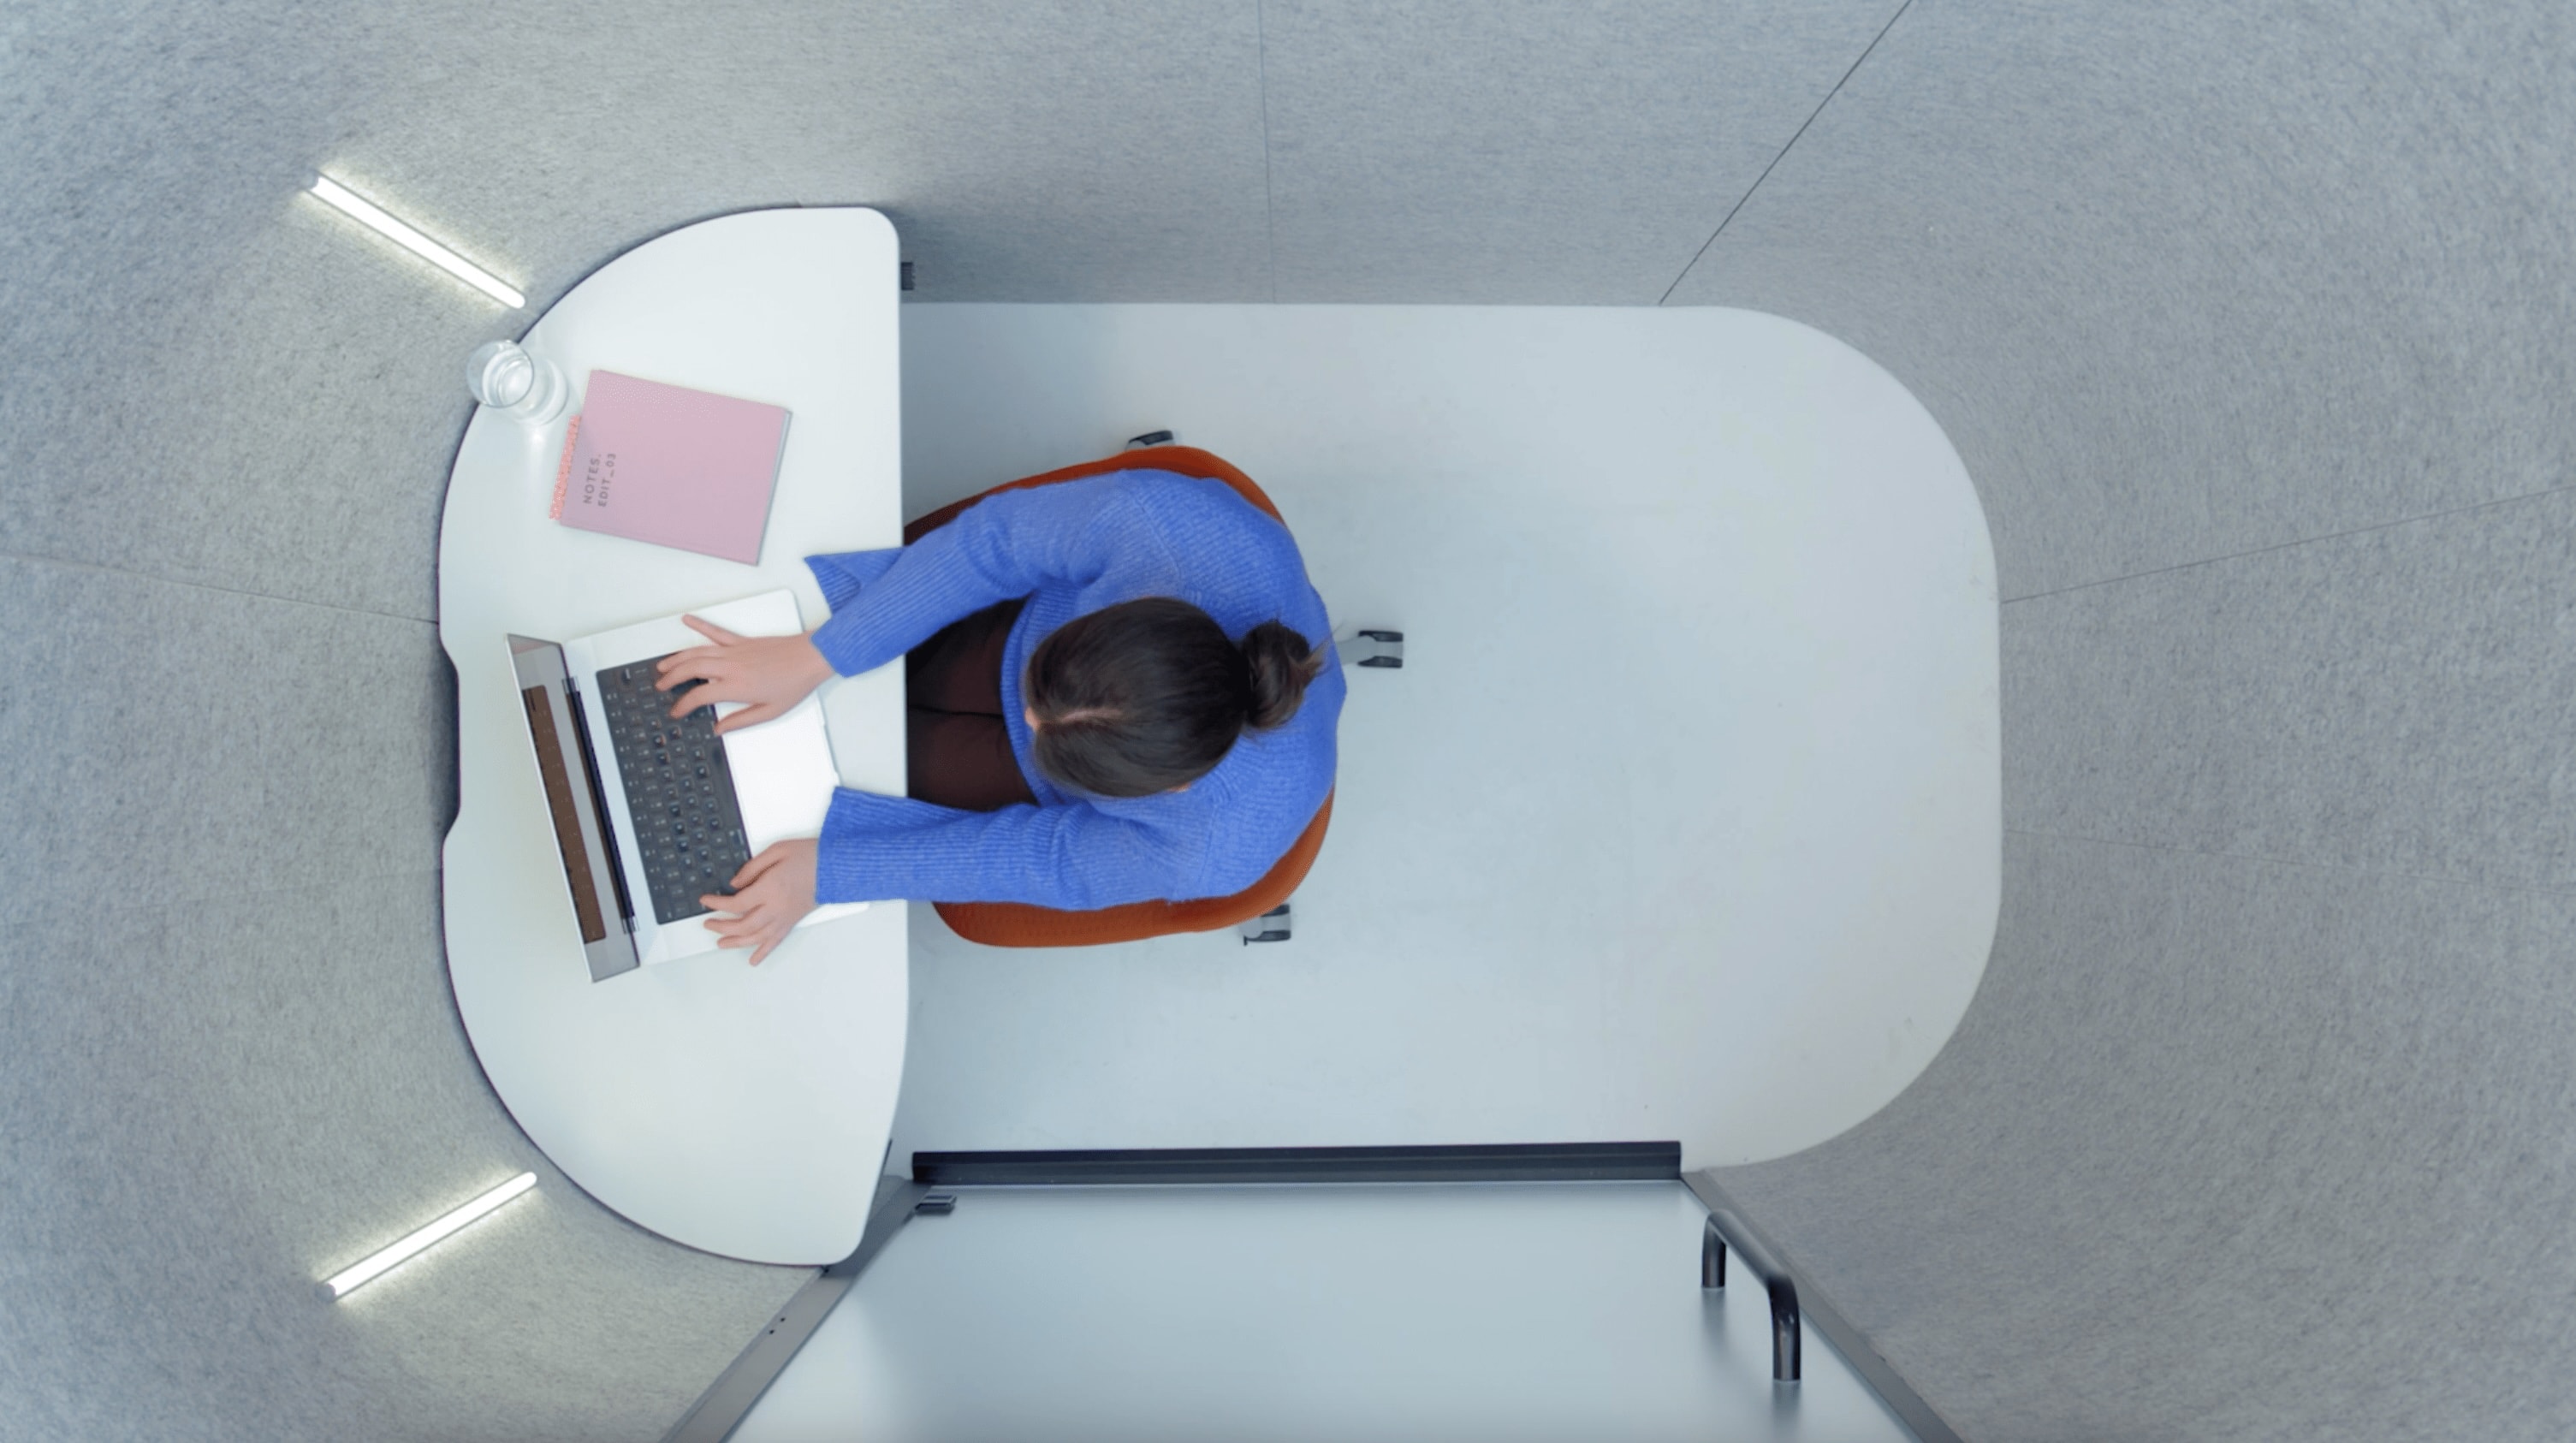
[813,787,1178,909]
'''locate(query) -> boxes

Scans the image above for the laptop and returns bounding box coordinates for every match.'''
[508,589,867,980]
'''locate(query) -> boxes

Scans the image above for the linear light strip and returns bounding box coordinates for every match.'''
[318,1172,537,1301]
[307,175,525,308]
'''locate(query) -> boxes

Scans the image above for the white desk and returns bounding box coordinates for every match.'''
[439,208,908,1266]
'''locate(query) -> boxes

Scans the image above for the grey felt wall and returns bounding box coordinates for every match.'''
[1675,3,2576,1439]
[0,3,1903,1440]
[5,0,2568,1438]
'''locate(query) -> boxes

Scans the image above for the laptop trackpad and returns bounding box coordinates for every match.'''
[719,692,841,852]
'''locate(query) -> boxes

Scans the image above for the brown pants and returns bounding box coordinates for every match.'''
[907,597,1042,812]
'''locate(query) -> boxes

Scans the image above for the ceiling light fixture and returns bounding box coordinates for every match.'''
[317,1171,537,1301]
[307,175,525,308]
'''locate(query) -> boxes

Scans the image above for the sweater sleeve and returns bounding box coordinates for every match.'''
[804,478,1143,677]
[814,787,1190,909]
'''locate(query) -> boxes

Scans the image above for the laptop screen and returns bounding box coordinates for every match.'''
[507,634,641,982]
[520,685,606,944]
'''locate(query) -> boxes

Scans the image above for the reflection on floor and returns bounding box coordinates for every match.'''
[887,305,1999,1167]
[733,1181,1915,1443]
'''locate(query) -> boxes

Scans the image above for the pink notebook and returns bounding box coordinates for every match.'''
[548,371,789,565]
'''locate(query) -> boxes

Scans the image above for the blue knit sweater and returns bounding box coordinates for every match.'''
[803,471,1343,908]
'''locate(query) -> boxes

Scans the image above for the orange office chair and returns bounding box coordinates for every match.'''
[905,435,1390,948]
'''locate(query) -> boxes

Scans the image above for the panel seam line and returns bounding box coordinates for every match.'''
[0,547,436,624]
[1997,480,2576,604]
[1658,0,1915,306]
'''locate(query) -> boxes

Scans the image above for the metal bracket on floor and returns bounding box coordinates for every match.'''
[1238,903,1291,945]
[1767,1275,1802,1384]
[1682,1171,1968,1442]
[1338,629,1404,668]
[1691,1194,1798,1382]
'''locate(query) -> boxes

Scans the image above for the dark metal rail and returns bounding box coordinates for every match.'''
[914,1141,1682,1187]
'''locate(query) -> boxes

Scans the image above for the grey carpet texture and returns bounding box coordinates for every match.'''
[1665,0,2576,602]
[4,0,2573,1438]
[1675,1,2576,1440]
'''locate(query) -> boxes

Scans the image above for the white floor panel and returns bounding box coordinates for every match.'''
[887,305,1997,1167]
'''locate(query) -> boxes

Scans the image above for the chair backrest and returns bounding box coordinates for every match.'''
[909,445,1330,948]
[904,444,1281,545]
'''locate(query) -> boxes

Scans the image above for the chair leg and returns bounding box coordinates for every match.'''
[1238,902,1291,945]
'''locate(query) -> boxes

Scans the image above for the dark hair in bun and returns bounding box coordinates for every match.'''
[1024,597,1324,799]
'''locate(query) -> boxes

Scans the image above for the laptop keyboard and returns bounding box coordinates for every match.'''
[594,657,752,925]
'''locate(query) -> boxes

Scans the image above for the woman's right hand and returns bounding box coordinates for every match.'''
[655,615,837,735]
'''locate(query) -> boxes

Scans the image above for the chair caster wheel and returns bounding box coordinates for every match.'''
[1238,903,1291,944]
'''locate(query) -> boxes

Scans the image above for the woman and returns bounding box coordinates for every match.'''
[652,467,1344,963]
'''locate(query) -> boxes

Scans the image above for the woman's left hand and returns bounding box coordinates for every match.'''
[702,838,820,965]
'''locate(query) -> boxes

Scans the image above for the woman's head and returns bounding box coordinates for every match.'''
[1024,597,1323,798]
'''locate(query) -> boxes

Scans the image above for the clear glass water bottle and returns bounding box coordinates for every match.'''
[466,340,568,425]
